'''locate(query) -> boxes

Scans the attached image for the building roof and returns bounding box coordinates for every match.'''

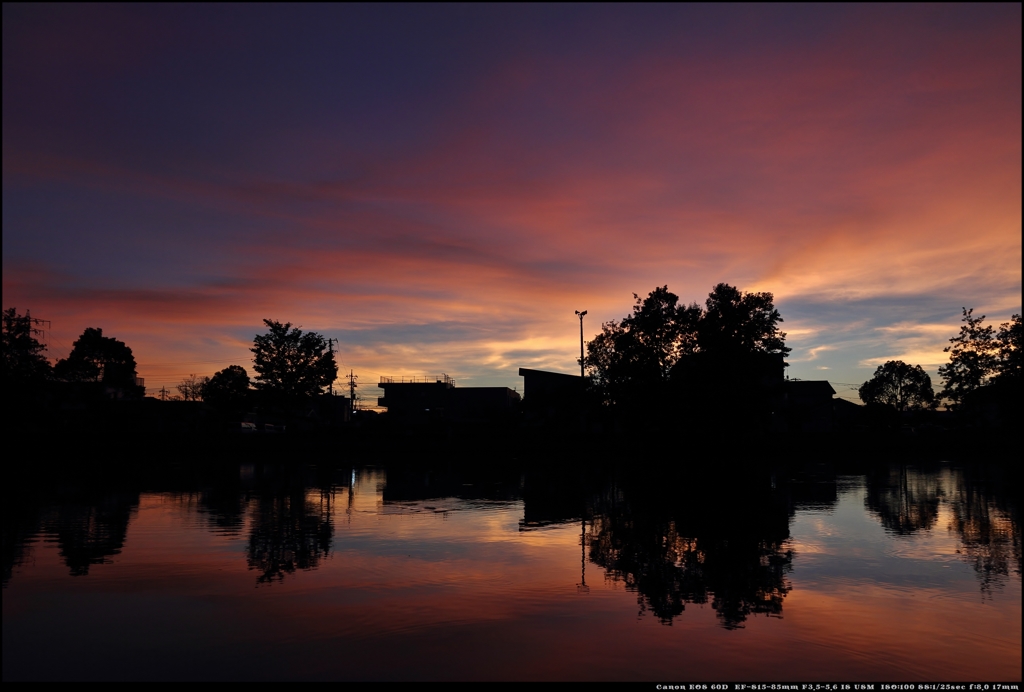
[518,368,580,380]
[786,380,836,398]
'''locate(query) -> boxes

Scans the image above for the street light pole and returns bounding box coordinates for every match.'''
[574,310,587,379]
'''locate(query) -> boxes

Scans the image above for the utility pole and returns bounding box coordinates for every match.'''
[327,338,338,395]
[347,369,358,414]
[577,516,589,594]
[159,385,169,401]
[23,309,51,339]
[20,309,52,355]
[574,310,587,379]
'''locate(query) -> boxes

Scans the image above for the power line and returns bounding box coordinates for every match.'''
[137,358,249,366]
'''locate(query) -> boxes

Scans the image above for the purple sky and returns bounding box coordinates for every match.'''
[3,4,1021,404]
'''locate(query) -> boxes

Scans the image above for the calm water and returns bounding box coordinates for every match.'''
[3,461,1020,681]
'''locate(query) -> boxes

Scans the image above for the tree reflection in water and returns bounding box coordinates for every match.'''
[864,464,1021,593]
[1,461,1019,605]
[188,465,337,585]
[3,500,41,587]
[245,485,334,585]
[585,473,793,629]
[194,485,249,538]
[950,487,1021,592]
[865,465,943,535]
[41,491,139,577]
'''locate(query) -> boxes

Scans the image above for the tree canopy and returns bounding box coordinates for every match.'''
[54,327,143,397]
[937,308,997,408]
[585,287,701,405]
[698,283,790,358]
[203,365,251,410]
[859,360,935,412]
[251,320,337,403]
[994,314,1021,385]
[176,374,208,402]
[585,284,789,413]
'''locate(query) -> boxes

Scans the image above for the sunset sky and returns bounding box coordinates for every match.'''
[3,4,1020,403]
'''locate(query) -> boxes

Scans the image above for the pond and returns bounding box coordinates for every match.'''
[2,460,1020,681]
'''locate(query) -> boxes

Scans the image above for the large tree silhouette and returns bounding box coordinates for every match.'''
[53,327,144,397]
[251,320,337,405]
[697,283,789,358]
[938,308,998,409]
[585,283,789,416]
[586,287,700,407]
[203,364,252,411]
[994,314,1021,385]
[859,360,935,412]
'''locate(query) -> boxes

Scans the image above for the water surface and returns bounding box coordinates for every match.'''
[3,461,1020,680]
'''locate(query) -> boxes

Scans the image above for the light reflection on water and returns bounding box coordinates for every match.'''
[2,462,1020,681]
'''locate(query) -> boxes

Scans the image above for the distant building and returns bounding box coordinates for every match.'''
[377,374,454,415]
[378,374,520,420]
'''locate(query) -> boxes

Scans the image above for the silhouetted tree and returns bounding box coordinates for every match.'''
[586,284,791,431]
[697,283,790,359]
[251,320,337,405]
[994,314,1022,385]
[53,327,144,398]
[950,312,1024,429]
[586,287,700,407]
[938,308,998,409]
[176,373,208,401]
[1,307,51,385]
[203,365,251,410]
[859,360,935,412]
[675,284,790,433]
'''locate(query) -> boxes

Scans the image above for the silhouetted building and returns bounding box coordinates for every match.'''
[378,374,520,420]
[832,397,866,429]
[671,351,787,434]
[305,394,351,426]
[448,386,521,420]
[518,368,583,421]
[377,374,454,416]
[518,368,583,400]
[781,380,836,433]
